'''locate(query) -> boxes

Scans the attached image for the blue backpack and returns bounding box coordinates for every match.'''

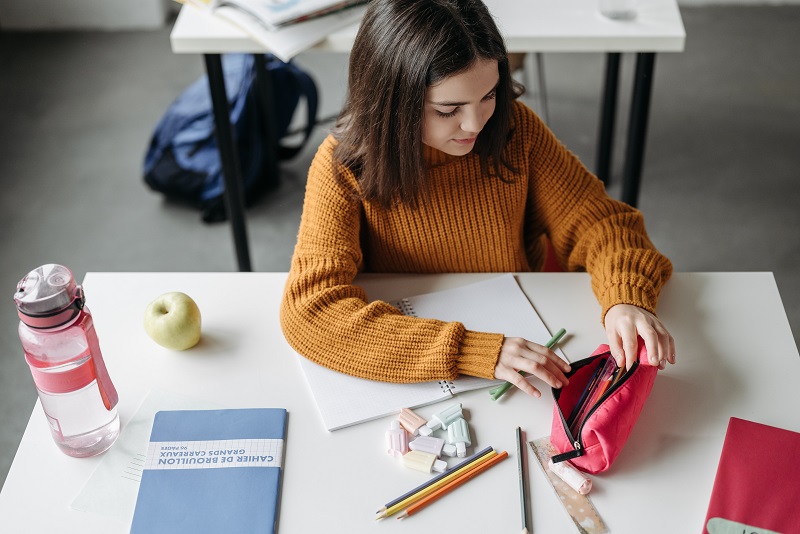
[144,54,318,223]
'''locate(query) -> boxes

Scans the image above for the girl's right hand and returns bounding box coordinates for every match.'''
[494,337,572,398]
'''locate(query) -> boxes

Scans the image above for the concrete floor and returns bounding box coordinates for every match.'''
[1,6,798,489]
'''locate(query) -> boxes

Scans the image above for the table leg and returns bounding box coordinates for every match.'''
[252,54,280,190]
[620,52,656,208]
[534,52,549,125]
[203,53,252,272]
[596,52,621,186]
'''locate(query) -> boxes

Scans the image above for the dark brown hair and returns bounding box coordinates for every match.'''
[333,0,522,207]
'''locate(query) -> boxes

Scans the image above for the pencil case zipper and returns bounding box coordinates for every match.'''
[551,352,639,464]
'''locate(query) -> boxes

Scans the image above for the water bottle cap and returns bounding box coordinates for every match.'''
[14,264,83,328]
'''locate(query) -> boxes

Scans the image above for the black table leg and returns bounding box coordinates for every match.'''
[621,52,656,208]
[252,54,280,190]
[596,52,621,186]
[203,53,252,272]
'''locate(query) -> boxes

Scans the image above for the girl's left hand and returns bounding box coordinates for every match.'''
[604,304,676,371]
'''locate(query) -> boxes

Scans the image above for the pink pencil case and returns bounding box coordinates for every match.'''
[550,340,658,474]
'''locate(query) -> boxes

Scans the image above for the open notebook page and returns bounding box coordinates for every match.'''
[296,273,566,431]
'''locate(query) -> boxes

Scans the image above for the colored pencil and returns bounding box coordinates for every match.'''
[375,446,494,513]
[490,328,567,401]
[396,450,509,519]
[569,356,616,435]
[517,427,530,534]
[611,360,626,385]
[375,450,499,519]
[565,359,606,427]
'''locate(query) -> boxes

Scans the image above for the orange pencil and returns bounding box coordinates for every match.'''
[396,451,509,519]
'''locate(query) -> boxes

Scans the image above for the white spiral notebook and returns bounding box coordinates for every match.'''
[296,274,566,431]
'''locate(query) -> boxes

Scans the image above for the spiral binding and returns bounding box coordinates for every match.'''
[438,380,456,393]
[395,300,454,392]
[391,298,416,317]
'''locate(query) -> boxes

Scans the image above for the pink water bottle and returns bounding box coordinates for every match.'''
[14,264,120,457]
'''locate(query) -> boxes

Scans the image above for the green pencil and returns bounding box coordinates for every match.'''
[490,328,567,401]
[516,426,531,534]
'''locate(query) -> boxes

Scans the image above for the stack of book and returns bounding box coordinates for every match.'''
[180,0,368,60]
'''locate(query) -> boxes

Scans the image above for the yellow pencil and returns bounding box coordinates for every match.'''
[375,450,499,519]
[396,451,509,519]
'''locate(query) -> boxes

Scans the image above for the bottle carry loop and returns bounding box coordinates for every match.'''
[86,319,119,411]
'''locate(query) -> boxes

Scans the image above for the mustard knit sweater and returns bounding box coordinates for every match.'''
[280,101,672,383]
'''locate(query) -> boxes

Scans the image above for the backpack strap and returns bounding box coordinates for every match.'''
[275,59,319,160]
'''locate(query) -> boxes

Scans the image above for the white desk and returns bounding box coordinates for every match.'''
[170,1,686,54]
[169,1,686,271]
[2,272,798,533]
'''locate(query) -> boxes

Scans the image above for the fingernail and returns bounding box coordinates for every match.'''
[555,381,562,388]
[650,357,659,366]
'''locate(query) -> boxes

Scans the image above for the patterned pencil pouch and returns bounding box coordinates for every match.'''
[549,340,658,474]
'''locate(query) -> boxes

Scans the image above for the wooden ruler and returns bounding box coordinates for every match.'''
[529,436,609,534]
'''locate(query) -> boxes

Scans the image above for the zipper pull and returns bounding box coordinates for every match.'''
[574,441,581,450]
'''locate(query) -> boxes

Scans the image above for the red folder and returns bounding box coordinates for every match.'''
[703,417,800,534]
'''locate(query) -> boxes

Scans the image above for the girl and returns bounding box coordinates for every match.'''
[280,0,675,398]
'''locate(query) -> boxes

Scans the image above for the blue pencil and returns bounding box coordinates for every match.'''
[376,446,495,513]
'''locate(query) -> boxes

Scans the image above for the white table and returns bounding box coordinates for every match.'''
[1,272,798,533]
[169,1,686,271]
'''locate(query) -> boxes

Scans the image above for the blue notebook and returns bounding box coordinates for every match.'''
[130,408,287,534]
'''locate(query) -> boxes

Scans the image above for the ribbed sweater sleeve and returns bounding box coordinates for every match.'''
[518,104,673,319]
[279,137,503,383]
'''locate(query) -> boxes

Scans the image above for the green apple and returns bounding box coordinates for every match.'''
[144,292,202,351]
